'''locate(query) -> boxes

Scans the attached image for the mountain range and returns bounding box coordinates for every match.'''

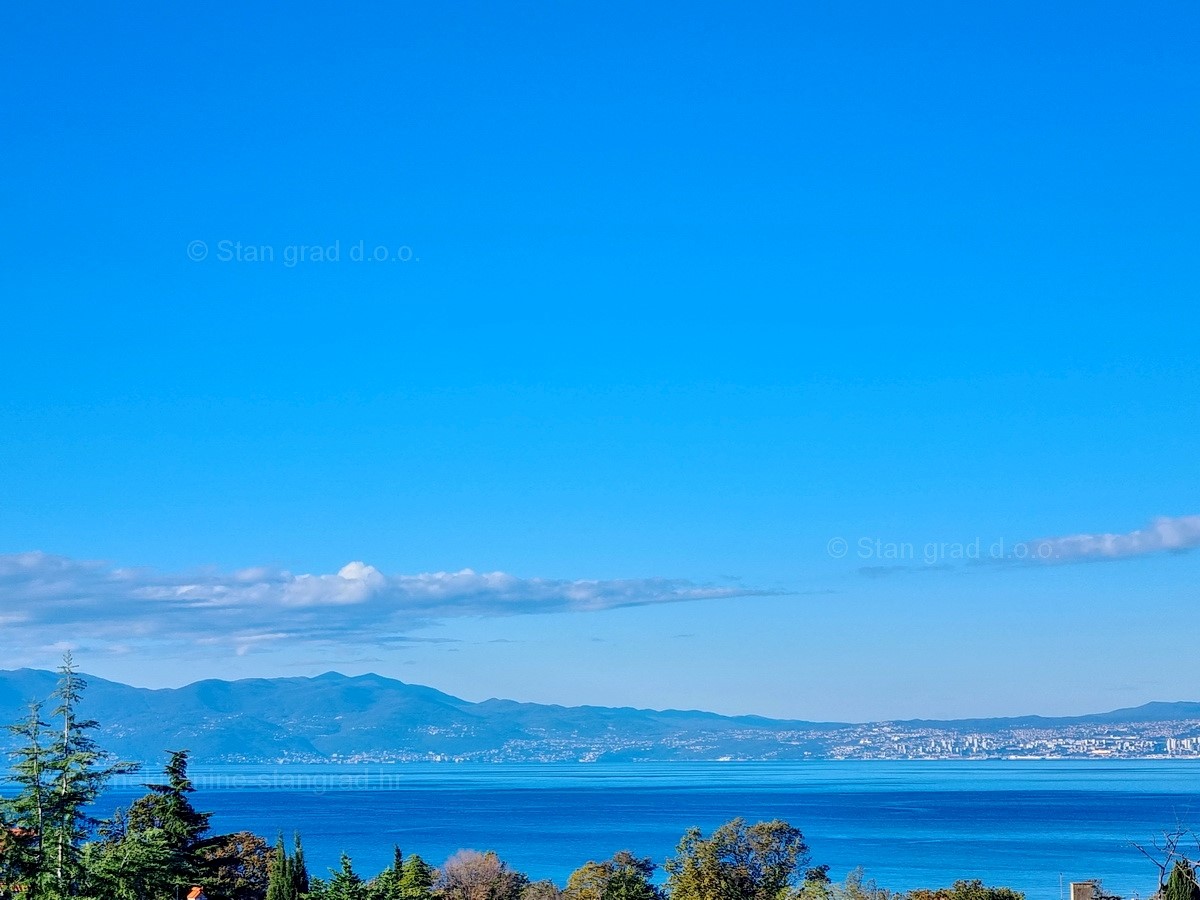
[2,668,1199,764]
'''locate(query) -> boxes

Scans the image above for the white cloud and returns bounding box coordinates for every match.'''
[0,552,769,660]
[1027,514,1200,563]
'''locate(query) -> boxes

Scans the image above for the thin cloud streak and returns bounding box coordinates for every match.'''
[854,514,1200,578]
[1028,514,1200,563]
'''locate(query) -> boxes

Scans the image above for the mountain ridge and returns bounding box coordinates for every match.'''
[2,668,1198,764]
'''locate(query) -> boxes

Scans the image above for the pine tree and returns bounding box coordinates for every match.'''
[367,847,405,900]
[2,702,51,897]
[126,750,211,850]
[44,652,138,896]
[398,853,435,900]
[123,748,212,894]
[327,855,367,900]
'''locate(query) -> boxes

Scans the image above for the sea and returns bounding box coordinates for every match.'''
[87,760,1200,899]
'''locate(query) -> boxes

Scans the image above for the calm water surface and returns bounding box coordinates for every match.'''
[90,761,1200,899]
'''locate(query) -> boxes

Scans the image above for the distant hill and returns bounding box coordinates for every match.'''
[1,669,1197,764]
[893,700,1200,732]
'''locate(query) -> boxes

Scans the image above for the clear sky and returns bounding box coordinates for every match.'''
[1,2,1198,722]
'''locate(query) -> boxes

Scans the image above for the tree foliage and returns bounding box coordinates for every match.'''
[1165,862,1200,900]
[665,818,809,900]
[906,881,1024,900]
[202,831,274,900]
[2,654,138,899]
[566,852,659,900]
[437,850,527,900]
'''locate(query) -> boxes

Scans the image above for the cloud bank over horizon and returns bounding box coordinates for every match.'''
[0,552,771,663]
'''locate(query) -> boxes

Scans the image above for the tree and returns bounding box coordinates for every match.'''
[832,869,894,900]
[367,847,405,900]
[126,751,211,853]
[522,882,563,900]
[564,863,610,900]
[81,824,181,900]
[44,652,139,896]
[398,853,436,900]
[437,851,527,900]
[326,855,368,900]
[565,852,658,900]
[1136,829,1200,897]
[2,655,138,899]
[796,865,832,900]
[665,819,810,900]
[1164,863,1200,900]
[200,831,274,900]
[602,869,659,900]
[293,835,310,898]
[2,702,51,898]
[906,882,1024,900]
[124,749,212,893]
[83,749,212,900]
[262,831,310,900]
[267,835,294,900]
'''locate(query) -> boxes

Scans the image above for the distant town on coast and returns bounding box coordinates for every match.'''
[3,668,1198,765]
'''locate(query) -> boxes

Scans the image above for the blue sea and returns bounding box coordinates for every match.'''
[92,761,1200,899]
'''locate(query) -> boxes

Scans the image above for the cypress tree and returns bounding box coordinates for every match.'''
[1165,862,1200,900]
[293,833,310,897]
[267,834,292,900]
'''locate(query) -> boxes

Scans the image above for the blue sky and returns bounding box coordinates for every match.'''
[1,1,1198,721]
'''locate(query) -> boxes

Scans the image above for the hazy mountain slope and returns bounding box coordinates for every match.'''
[0,669,1195,764]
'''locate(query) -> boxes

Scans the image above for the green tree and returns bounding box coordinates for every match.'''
[263,832,310,900]
[80,748,214,900]
[367,847,405,900]
[126,751,211,853]
[1,702,51,898]
[564,863,610,900]
[3,656,137,898]
[327,855,368,900]
[398,853,436,900]
[522,881,563,900]
[267,834,294,900]
[1164,863,1200,900]
[81,752,212,900]
[665,819,810,900]
[81,825,180,900]
[565,852,657,900]
[44,652,139,896]
[293,835,310,898]
[795,865,832,900]
[832,869,894,900]
[602,869,659,900]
